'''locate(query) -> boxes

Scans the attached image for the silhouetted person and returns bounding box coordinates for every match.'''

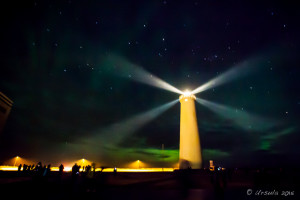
[72,163,80,178]
[71,163,81,193]
[22,164,28,172]
[59,164,64,175]
[42,165,46,175]
[35,162,43,175]
[113,167,117,176]
[43,164,51,177]
[91,163,96,174]
[179,159,191,169]
[86,165,91,173]
[18,164,22,172]
[84,164,96,192]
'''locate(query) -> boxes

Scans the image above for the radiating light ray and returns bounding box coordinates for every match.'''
[196,98,276,131]
[191,57,262,94]
[63,99,180,161]
[93,99,179,145]
[106,55,183,94]
[62,99,179,163]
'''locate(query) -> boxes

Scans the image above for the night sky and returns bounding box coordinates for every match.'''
[1,0,299,168]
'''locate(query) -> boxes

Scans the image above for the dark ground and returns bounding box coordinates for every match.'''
[0,168,299,200]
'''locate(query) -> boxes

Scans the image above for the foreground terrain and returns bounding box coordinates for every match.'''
[0,168,299,200]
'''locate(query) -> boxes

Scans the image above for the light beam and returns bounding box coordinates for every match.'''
[191,57,262,95]
[68,99,180,160]
[58,99,179,166]
[106,55,183,94]
[196,98,276,131]
[95,99,179,145]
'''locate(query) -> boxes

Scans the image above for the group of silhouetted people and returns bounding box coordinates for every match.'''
[17,162,64,178]
[17,162,96,178]
[71,163,95,177]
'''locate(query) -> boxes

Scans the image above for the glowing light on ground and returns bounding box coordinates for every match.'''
[102,168,175,172]
[50,166,72,172]
[126,160,147,169]
[191,57,262,95]
[0,166,175,172]
[2,156,35,167]
[74,158,93,167]
[106,55,183,94]
[196,98,276,131]
[0,166,18,171]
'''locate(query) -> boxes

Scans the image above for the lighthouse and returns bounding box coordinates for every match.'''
[179,91,202,169]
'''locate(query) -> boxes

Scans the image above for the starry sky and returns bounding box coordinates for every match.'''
[0,0,299,168]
